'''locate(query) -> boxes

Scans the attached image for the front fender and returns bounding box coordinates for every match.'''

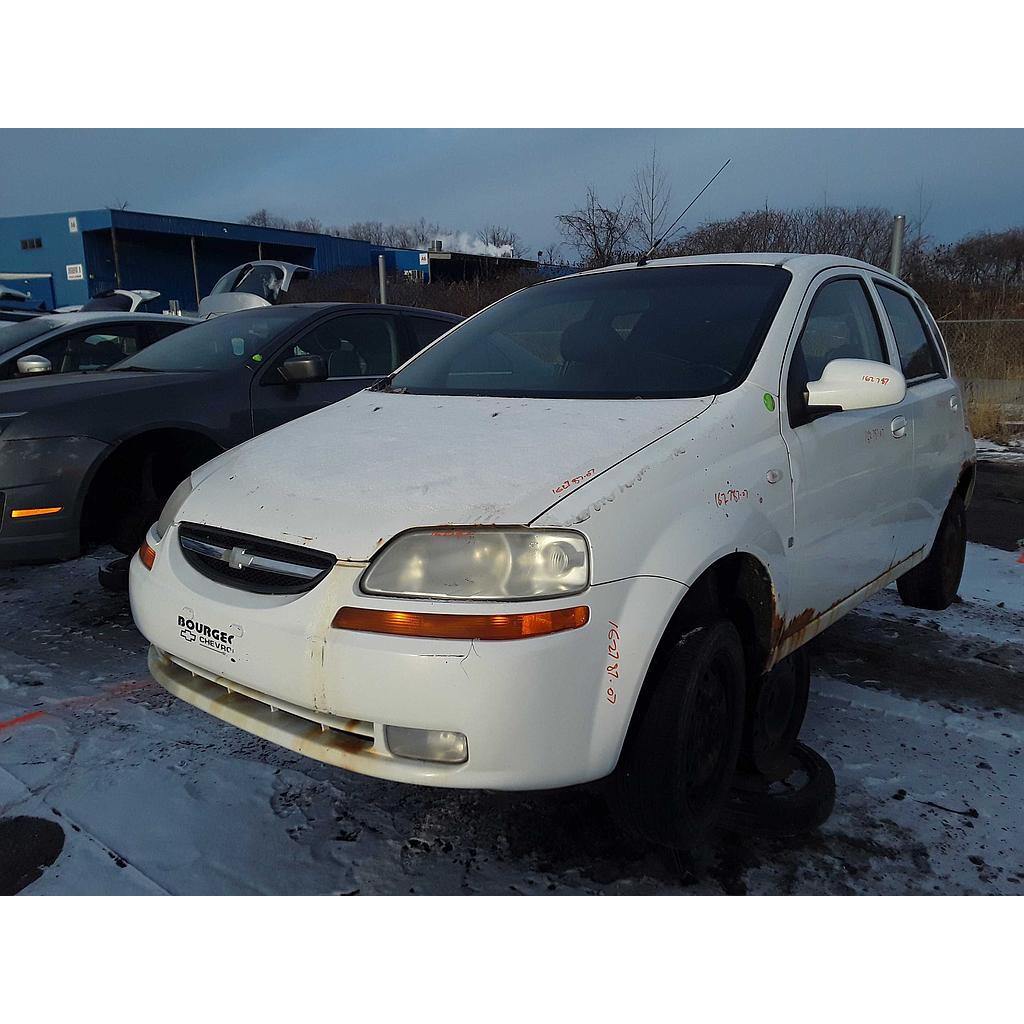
[535,390,794,598]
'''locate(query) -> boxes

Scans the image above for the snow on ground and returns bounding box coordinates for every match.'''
[858,542,1023,647]
[1,543,1022,895]
[975,438,1024,465]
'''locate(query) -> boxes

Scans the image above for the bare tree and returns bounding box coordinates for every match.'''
[669,205,902,268]
[541,243,566,265]
[557,187,636,267]
[340,220,388,244]
[242,208,291,229]
[291,216,325,234]
[478,224,525,257]
[631,145,673,251]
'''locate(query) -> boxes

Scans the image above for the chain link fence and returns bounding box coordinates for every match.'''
[939,320,1024,382]
[939,320,1024,436]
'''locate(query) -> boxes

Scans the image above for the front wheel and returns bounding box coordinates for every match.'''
[611,619,745,849]
[897,494,966,610]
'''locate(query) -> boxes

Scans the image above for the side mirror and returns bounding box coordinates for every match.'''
[279,354,327,383]
[16,354,53,376]
[806,358,906,412]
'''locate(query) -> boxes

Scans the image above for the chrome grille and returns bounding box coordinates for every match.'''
[177,522,335,594]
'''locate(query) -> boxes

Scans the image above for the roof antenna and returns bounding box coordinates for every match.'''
[636,158,731,267]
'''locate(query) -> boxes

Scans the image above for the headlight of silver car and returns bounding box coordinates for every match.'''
[361,528,590,600]
[153,475,194,542]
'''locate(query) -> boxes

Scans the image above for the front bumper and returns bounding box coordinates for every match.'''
[131,525,684,790]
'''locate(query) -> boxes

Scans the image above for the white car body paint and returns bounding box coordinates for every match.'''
[129,253,976,790]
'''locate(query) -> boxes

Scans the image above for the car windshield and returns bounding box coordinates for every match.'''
[113,307,310,372]
[389,265,792,399]
[0,316,62,356]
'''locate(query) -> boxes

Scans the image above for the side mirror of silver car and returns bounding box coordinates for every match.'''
[16,354,53,376]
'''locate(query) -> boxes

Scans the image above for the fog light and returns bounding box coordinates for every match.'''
[385,725,468,764]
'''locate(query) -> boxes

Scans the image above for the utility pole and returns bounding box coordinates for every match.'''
[889,214,906,277]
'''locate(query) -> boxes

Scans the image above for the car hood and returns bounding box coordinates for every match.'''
[0,371,205,439]
[183,390,713,560]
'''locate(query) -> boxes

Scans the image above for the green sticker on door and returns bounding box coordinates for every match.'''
[763,393,776,412]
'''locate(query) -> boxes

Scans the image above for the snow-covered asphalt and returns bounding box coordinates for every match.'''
[1,539,1021,895]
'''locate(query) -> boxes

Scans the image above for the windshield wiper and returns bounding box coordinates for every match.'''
[369,372,405,394]
[109,366,164,373]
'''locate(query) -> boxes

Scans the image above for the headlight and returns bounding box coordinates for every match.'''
[361,528,590,600]
[153,475,194,542]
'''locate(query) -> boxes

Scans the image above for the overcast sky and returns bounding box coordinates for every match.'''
[1,129,1021,256]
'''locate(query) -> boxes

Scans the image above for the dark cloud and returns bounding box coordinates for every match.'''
[1,129,1021,253]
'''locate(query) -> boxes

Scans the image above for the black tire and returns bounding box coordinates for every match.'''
[742,647,810,778]
[97,555,131,593]
[612,619,746,849]
[718,742,836,838]
[110,452,169,555]
[897,494,966,610]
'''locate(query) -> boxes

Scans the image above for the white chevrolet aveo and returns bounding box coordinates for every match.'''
[130,254,975,847]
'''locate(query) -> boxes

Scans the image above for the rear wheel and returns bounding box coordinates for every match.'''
[897,494,966,610]
[612,619,745,849]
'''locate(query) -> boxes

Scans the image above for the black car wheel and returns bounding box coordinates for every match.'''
[897,494,967,611]
[612,619,745,849]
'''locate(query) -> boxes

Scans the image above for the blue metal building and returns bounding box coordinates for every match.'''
[0,208,428,310]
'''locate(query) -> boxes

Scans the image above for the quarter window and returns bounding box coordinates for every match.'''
[874,284,945,381]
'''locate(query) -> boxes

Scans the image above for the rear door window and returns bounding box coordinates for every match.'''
[874,283,946,382]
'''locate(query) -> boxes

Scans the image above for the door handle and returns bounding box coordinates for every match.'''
[891,415,907,438]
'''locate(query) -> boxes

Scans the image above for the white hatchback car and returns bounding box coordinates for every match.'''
[129,254,975,847]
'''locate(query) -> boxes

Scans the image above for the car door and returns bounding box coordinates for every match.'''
[780,273,911,620]
[869,280,960,559]
[250,310,405,434]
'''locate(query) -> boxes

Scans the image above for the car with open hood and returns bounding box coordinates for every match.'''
[129,254,975,848]
[0,302,460,563]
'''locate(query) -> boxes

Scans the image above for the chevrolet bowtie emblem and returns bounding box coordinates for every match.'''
[226,546,254,571]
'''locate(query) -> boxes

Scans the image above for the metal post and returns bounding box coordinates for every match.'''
[111,227,122,288]
[190,236,201,310]
[889,214,906,277]
[258,241,263,260]
[378,254,388,305]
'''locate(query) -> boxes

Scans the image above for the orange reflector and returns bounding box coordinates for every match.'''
[332,605,590,640]
[139,541,157,571]
[10,506,63,519]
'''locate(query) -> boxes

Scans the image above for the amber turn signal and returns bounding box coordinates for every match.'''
[10,506,63,518]
[332,605,590,640]
[139,541,157,571]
